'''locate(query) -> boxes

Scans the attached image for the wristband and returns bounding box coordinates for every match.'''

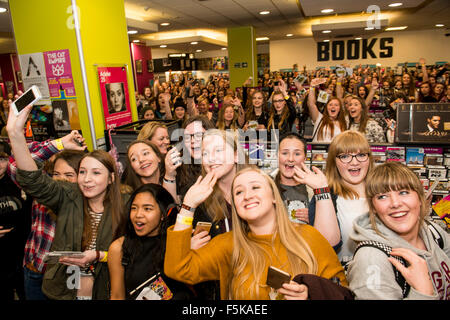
[313,187,331,195]
[181,203,196,213]
[315,193,331,201]
[100,251,108,263]
[284,95,290,100]
[163,177,176,184]
[337,82,342,85]
[176,214,193,226]
[54,138,64,151]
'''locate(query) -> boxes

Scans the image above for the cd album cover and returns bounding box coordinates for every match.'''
[396,103,450,143]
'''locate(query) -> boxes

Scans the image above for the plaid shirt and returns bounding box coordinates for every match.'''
[8,140,59,273]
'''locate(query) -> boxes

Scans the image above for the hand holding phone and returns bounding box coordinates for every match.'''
[10,85,42,116]
[193,221,212,236]
[266,266,291,289]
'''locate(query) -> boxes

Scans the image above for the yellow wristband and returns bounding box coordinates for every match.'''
[54,138,64,151]
[100,251,108,263]
[177,214,193,226]
[284,95,289,100]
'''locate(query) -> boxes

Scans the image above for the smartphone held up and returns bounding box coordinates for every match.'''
[10,85,42,116]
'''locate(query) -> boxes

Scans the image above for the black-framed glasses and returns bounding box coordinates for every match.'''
[184,132,204,141]
[336,153,369,163]
[273,99,285,103]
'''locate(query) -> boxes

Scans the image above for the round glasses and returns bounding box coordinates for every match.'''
[336,153,369,163]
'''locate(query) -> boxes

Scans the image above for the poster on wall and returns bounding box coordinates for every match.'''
[18,52,50,100]
[97,66,132,129]
[43,49,76,98]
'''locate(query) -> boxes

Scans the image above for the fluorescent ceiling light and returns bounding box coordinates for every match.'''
[160,45,167,48]
[196,49,202,52]
[128,30,138,34]
[436,24,444,27]
[160,22,170,26]
[0,8,7,13]
[355,37,362,40]
[323,40,330,42]
[322,30,331,33]
[286,34,293,37]
[221,47,227,50]
[388,3,403,7]
[259,11,270,15]
[190,41,198,45]
[256,37,269,41]
[321,9,334,14]
[365,27,374,30]
[385,26,408,31]
[132,40,140,43]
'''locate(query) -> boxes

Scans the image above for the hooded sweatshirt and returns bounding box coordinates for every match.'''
[347,212,450,300]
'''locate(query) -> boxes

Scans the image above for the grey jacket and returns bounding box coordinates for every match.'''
[346,212,450,300]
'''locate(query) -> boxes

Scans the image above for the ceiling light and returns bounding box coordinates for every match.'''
[286,34,293,37]
[388,3,403,7]
[365,27,374,30]
[355,37,362,40]
[190,41,198,45]
[221,47,227,50]
[256,37,270,41]
[196,49,202,52]
[322,30,331,34]
[321,9,334,14]
[259,11,270,15]
[385,26,408,31]
[436,24,444,27]
[160,45,167,48]
[323,40,330,42]
[160,22,170,26]
[132,40,140,43]
[0,8,7,13]
[128,30,138,34]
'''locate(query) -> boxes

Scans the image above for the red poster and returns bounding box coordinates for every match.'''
[98,66,132,129]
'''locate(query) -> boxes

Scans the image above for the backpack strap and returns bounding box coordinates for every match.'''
[425,220,444,249]
[354,240,410,298]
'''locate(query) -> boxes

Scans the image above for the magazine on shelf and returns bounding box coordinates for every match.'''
[427,166,447,180]
[406,147,425,166]
[386,146,405,162]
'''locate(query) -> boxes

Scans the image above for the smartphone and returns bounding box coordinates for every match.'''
[10,85,42,116]
[193,221,212,236]
[266,266,291,289]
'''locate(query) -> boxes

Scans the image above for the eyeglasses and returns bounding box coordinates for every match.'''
[273,99,285,103]
[336,153,369,163]
[184,132,204,141]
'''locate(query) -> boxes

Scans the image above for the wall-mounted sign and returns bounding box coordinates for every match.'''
[317,37,393,61]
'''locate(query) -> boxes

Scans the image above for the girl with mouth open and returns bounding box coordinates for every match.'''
[347,162,450,300]
[164,167,347,300]
[307,78,346,143]
[346,96,395,144]
[108,184,194,300]
[308,131,374,268]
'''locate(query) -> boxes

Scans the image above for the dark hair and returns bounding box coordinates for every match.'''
[123,140,165,191]
[139,106,154,120]
[0,140,11,157]
[119,184,177,271]
[53,150,85,172]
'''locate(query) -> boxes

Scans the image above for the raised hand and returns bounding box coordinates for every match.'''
[292,162,328,189]
[388,247,435,297]
[60,130,87,151]
[183,171,218,208]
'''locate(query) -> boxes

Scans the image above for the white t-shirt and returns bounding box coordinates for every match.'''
[336,196,369,265]
[312,112,342,143]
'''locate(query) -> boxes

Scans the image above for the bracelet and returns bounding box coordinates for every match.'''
[176,214,193,226]
[54,138,64,151]
[313,187,331,195]
[181,203,196,213]
[163,177,176,184]
[100,251,108,263]
[315,193,331,201]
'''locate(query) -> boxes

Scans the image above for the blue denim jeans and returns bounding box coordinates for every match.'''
[23,266,47,300]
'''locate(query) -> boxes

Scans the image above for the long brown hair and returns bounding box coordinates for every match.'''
[229,167,317,299]
[267,91,289,131]
[317,97,346,141]
[348,96,370,133]
[79,150,122,250]
[217,104,239,130]
[245,89,268,121]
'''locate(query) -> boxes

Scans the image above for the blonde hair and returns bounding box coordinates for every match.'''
[365,162,428,235]
[137,121,168,141]
[228,167,318,299]
[325,130,374,199]
[201,129,246,222]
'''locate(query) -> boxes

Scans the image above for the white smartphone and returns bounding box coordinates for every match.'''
[10,85,42,116]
